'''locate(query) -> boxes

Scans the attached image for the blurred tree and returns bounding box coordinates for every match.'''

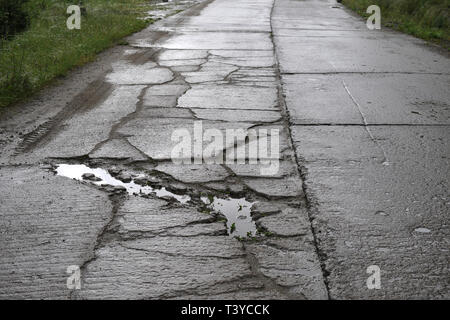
[0,0,30,39]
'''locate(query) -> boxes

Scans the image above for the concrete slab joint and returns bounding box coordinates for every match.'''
[0,0,448,300]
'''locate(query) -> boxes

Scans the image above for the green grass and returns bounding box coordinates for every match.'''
[0,0,156,108]
[342,0,449,48]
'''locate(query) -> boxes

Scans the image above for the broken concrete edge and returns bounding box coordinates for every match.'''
[268,3,332,299]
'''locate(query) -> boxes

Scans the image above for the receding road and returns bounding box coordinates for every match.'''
[0,0,448,299]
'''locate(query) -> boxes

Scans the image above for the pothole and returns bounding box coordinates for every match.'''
[201,195,257,238]
[55,164,190,203]
[54,163,260,240]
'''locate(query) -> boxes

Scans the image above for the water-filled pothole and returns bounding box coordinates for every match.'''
[55,164,258,239]
[55,164,190,204]
[201,196,257,238]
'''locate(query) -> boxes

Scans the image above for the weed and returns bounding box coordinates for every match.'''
[0,0,156,108]
[342,0,449,48]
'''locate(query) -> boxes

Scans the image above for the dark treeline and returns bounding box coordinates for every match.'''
[0,0,30,39]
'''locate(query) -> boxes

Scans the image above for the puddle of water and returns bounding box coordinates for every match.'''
[201,196,257,238]
[414,227,431,234]
[55,164,257,237]
[55,164,190,204]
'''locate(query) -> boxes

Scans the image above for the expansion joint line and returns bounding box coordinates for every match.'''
[268,0,331,299]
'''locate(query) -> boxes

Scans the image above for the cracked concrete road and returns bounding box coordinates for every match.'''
[0,0,448,300]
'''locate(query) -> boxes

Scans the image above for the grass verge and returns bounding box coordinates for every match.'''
[0,0,156,108]
[341,0,449,49]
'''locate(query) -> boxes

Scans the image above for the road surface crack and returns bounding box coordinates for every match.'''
[269,0,331,299]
